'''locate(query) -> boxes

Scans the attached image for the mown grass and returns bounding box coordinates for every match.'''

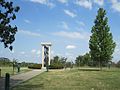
[0,67,31,77]
[12,68,120,90]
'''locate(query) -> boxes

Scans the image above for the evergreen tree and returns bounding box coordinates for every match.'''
[89,8,116,70]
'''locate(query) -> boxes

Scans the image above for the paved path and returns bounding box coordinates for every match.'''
[0,69,45,90]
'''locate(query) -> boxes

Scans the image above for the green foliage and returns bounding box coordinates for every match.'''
[65,62,73,68]
[0,57,37,67]
[28,64,42,69]
[75,55,84,66]
[49,64,64,69]
[20,62,34,67]
[49,56,67,69]
[0,57,12,66]
[116,60,120,68]
[0,67,31,77]
[75,53,91,66]
[89,8,116,69]
[0,0,20,50]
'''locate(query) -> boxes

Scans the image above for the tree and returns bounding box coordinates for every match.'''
[49,56,67,69]
[116,60,120,68]
[89,8,116,70]
[0,0,20,50]
[0,57,11,66]
[75,55,84,67]
[66,61,74,69]
[61,57,67,68]
[75,53,91,67]
[83,53,91,66]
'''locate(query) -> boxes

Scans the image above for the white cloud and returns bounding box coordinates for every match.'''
[20,51,25,54]
[59,21,69,30]
[36,50,41,55]
[65,52,72,56]
[30,0,55,8]
[19,30,41,37]
[75,0,92,10]
[111,0,120,12]
[10,50,15,53]
[115,48,120,53]
[51,50,54,55]
[47,2,55,8]
[76,21,85,26]
[58,0,68,4]
[111,0,117,3]
[64,9,77,18]
[94,0,104,6]
[65,52,75,61]
[30,0,47,4]
[66,45,76,49]
[24,19,31,23]
[53,31,90,40]
[112,39,120,62]
[31,49,36,53]
[114,41,120,54]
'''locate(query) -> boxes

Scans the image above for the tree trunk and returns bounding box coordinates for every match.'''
[99,59,102,71]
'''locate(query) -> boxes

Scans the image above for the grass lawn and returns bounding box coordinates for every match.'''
[12,68,120,90]
[0,67,31,77]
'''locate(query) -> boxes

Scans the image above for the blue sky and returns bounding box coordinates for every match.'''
[0,0,120,63]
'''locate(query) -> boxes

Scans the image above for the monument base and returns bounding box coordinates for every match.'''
[41,67,46,70]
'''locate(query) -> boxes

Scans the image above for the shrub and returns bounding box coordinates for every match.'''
[28,64,42,69]
[49,64,64,69]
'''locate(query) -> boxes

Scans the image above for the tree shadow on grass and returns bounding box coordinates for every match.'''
[102,69,120,72]
[9,76,44,90]
[19,83,44,88]
[11,83,44,90]
[0,77,5,90]
[78,68,100,71]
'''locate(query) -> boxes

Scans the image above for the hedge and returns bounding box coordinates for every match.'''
[49,64,64,69]
[28,64,42,69]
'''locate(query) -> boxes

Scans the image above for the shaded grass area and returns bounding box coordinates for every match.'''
[78,68,100,71]
[12,68,120,90]
[0,67,31,77]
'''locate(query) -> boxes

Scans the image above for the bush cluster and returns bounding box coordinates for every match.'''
[49,56,66,69]
[49,64,64,69]
[28,64,42,69]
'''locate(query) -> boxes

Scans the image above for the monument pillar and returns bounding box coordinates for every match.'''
[48,46,51,65]
[42,46,44,68]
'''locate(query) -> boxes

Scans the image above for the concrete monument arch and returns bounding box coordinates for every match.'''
[41,42,52,69]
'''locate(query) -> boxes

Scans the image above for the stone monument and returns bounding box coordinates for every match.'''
[41,42,52,69]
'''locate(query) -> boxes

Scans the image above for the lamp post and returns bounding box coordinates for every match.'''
[13,60,15,75]
[108,61,111,69]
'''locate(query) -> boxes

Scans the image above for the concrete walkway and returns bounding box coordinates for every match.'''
[0,69,45,90]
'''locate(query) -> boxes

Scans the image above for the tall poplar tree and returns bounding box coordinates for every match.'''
[89,8,116,70]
